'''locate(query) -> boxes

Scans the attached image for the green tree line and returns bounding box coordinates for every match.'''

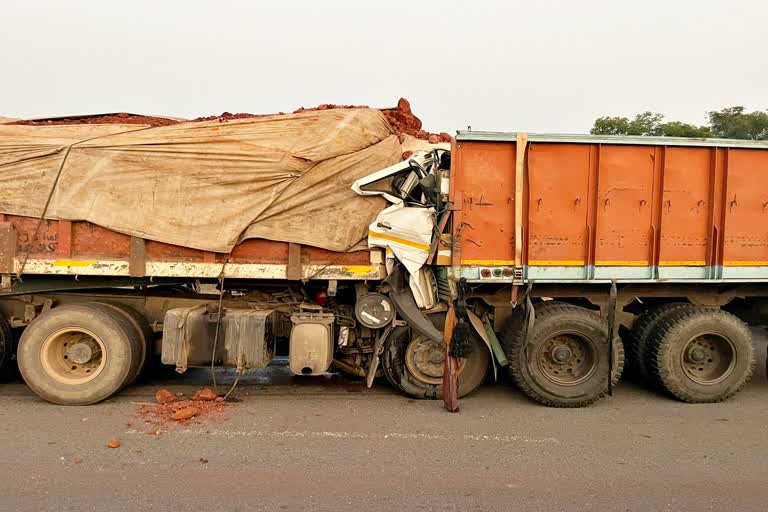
[591,107,768,140]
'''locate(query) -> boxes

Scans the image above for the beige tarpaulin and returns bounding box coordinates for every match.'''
[0,108,401,253]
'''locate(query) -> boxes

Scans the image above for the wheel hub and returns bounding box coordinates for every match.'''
[537,333,597,386]
[40,328,107,385]
[681,334,736,385]
[686,346,708,364]
[551,346,573,364]
[66,339,101,364]
[404,334,466,386]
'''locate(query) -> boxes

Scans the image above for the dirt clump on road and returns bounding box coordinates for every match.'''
[154,389,176,404]
[136,388,228,432]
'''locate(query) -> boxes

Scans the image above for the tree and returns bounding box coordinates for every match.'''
[591,111,709,137]
[654,121,711,138]
[591,107,765,139]
[707,107,768,140]
[591,115,630,135]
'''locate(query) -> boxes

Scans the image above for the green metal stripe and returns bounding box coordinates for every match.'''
[455,131,768,149]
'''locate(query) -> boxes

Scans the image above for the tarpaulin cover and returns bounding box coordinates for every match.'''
[0,108,401,253]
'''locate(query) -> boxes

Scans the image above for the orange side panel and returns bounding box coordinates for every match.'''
[452,141,516,265]
[594,145,655,265]
[527,143,590,265]
[8,216,371,266]
[658,147,711,266]
[722,149,768,265]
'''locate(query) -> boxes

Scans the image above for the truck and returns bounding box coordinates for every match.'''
[1,109,766,407]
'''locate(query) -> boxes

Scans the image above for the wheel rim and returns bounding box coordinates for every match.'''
[536,332,597,386]
[680,334,736,385]
[404,334,466,385]
[40,327,107,385]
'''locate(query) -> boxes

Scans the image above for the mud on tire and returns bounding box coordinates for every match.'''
[502,303,624,408]
[645,308,754,403]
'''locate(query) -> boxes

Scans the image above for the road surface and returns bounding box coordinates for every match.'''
[0,334,766,511]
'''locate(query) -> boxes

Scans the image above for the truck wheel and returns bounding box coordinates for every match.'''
[626,303,694,383]
[382,319,489,400]
[502,304,624,408]
[85,302,151,385]
[646,308,754,403]
[17,304,136,405]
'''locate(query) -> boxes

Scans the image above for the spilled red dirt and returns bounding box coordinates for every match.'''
[12,98,451,142]
[136,388,228,432]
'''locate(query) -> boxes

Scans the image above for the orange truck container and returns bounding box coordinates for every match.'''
[451,131,768,283]
[1,128,766,409]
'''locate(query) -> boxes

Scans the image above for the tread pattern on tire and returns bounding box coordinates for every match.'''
[645,308,755,403]
[626,303,694,383]
[502,303,624,408]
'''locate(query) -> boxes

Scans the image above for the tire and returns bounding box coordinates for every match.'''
[646,308,754,403]
[626,303,694,383]
[84,302,152,385]
[382,314,489,400]
[17,304,136,405]
[502,303,624,408]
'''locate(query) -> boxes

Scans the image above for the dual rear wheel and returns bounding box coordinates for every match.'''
[17,303,152,405]
[628,306,754,403]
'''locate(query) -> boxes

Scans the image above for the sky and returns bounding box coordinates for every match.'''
[1,0,766,134]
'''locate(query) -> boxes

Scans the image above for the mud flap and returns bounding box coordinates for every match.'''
[522,284,537,367]
[466,310,498,381]
[606,281,618,396]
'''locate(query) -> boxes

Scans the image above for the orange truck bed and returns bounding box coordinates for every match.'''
[451,132,768,283]
[0,214,383,281]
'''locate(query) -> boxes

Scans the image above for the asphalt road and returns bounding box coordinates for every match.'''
[1,333,766,512]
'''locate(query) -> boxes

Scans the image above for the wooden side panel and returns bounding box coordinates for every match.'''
[452,141,516,265]
[658,147,711,267]
[722,148,768,265]
[594,145,655,265]
[527,143,591,266]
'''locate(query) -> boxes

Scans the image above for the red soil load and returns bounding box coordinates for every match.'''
[293,103,366,113]
[10,99,452,142]
[12,112,180,127]
[191,112,267,122]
